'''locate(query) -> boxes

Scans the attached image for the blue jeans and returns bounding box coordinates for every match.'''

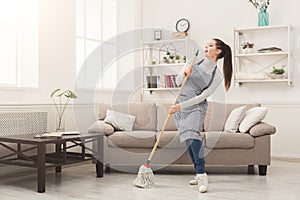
[186,139,205,174]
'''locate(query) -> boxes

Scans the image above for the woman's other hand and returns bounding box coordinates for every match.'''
[184,66,192,77]
[169,104,181,114]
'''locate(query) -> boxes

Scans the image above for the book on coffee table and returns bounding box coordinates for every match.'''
[40,131,80,138]
[60,131,80,135]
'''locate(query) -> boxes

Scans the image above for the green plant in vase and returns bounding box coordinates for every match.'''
[249,0,270,26]
[50,89,77,132]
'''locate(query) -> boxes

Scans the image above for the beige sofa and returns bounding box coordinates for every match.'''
[88,102,276,175]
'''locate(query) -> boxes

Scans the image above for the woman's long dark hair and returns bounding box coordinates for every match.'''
[213,38,232,91]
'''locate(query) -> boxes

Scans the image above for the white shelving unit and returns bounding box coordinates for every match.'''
[233,25,293,86]
[141,37,192,93]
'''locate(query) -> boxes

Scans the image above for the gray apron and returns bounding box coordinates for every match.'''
[174,59,217,143]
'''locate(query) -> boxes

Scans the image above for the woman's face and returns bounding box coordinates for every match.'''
[204,40,221,61]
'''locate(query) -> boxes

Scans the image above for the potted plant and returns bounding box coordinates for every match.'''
[270,65,285,79]
[169,54,175,63]
[162,56,169,64]
[151,57,158,65]
[50,89,77,132]
[241,42,255,53]
[175,55,180,63]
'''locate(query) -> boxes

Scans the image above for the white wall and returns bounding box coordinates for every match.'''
[141,0,300,158]
[39,0,76,97]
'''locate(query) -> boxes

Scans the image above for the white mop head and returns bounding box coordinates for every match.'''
[133,164,155,188]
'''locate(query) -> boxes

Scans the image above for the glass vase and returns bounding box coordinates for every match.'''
[258,8,269,26]
[56,115,65,132]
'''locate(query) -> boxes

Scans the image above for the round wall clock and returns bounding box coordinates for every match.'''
[175,18,190,32]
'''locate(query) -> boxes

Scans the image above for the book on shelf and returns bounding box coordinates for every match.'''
[170,75,178,88]
[147,76,158,88]
[40,131,80,138]
[146,75,178,88]
[157,75,165,88]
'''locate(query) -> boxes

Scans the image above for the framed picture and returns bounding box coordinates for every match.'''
[154,29,162,40]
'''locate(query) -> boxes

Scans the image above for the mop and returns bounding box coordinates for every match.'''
[133,50,199,188]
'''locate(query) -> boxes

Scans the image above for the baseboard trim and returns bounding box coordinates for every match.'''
[272,156,300,162]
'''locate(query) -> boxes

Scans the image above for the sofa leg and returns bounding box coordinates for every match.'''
[105,164,111,173]
[248,165,254,174]
[258,165,267,176]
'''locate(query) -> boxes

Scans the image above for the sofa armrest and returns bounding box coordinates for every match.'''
[88,120,114,136]
[249,122,276,137]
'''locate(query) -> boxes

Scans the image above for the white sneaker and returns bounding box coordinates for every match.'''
[189,176,198,185]
[197,173,208,193]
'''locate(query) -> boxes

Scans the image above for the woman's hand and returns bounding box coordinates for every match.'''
[184,66,192,77]
[169,104,181,114]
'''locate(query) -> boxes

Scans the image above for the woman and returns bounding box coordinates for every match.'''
[169,38,232,193]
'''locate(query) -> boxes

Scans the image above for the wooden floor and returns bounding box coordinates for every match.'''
[0,158,299,200]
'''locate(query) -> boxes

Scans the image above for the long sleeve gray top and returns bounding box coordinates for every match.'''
[175,57,223,110]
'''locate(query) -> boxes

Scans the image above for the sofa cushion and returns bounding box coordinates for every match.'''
[204,131,255,149]
[155,131,183,148]
[104,110,136,131]
[88,120,114,136]
[224,106,247,133]
[204,102,261,131]
[98,102,157,131]
[155,131,205,148]
[107,131,156,148]
[156,103,178,131]
[249,122,276,137]
[239,107,268,133]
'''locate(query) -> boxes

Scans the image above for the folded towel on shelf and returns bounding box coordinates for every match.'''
[235,72,270,80]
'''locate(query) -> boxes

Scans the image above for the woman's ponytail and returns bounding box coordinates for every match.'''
[213,38,233,91]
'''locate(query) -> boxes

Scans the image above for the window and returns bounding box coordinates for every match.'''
[76,0,117,89]
[0,0,38,88]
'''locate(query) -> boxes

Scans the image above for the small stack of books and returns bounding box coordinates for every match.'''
[39,131,80,138]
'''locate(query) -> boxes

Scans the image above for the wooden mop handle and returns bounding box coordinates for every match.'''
[147,50,199,163]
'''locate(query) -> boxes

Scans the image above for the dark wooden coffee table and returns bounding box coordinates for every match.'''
[0,133,103,193]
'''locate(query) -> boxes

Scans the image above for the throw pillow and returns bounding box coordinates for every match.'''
[88,120,114,136]
[239,107,268,133]
[249,122,276,137]
[224,106,247,133]
[104,110,136,131]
